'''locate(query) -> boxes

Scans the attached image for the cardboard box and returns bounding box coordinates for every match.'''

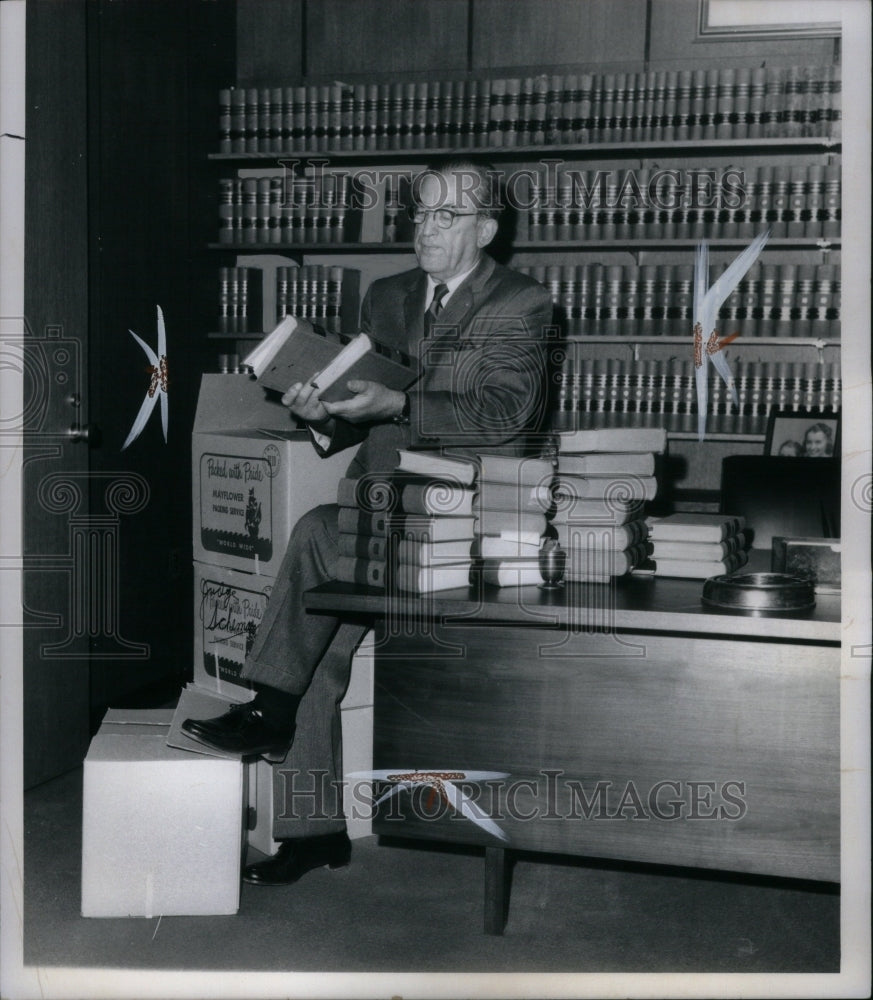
[193,557,374,709]
[245,633,375,852]
[82,709,244,918]
[192,375,350,575]
[340,705,374,841]
[193,561,268,701]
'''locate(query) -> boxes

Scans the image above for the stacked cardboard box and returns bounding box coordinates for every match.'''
[189,374,373,844]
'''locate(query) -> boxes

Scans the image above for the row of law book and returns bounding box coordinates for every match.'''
[551,359,841,434]
[517,262,841,340]
[648,513,749,578]
[217,175,361,246]
[217,65,841,155]
[519,163,841,243]
[216,266,360,337]
[217,266,262,335]
[275,265,360,336]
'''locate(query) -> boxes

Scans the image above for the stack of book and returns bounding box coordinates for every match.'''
[550,427,667,584]
[333,451,479,593]
[648,513,749,578]
[390,451,479,594]
[475,454,555,587]
[275,265,360,335]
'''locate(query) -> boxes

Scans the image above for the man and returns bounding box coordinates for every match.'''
[183,158,552,885]
[803,422,834,457]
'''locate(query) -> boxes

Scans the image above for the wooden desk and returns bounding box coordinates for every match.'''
[306,574,840,933]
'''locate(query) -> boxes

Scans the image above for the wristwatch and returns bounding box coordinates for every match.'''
[393,391,411,425]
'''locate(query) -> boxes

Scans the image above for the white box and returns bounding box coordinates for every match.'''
[341,705,374,841]
[192,375,349,576]
[82,709,244,918]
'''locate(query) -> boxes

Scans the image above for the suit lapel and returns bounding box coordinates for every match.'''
[403,273,428,349]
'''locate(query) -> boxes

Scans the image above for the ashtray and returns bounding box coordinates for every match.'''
[701,572,816,614]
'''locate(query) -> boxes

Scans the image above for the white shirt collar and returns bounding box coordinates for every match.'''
[425,260,479,310]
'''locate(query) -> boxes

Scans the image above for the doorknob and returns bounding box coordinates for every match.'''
[67,423,100,445]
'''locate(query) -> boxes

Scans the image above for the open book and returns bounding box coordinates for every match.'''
[244,316,418,402]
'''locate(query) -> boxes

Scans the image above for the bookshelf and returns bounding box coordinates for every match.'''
[206,62,841,496]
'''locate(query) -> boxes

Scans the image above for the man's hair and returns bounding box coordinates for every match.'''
[420,157,502,219]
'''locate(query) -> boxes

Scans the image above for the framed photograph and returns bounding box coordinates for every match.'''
[698,0,841,39]
[765,409,841,457]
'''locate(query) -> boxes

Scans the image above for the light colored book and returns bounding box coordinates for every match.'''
[477,480,553,513]
[564,542,650,580]
[396,449,478,486]
[479,535,543,559]
[477,453,555,486]
[557,427,668,454]
[549,500,640,527]
[481,560,543,588]
[553,518,649,551]
[402,481,475,517]
[396,562,473,594]
[653,549,749,579]
[476,509,549,536]
[647,513,746,543]
[649,534,747,561]
[397,538,474,567]
[552,474,657,503]
[556,451,656,476]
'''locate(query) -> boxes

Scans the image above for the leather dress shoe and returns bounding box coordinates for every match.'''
[243,831,352,886]
[181,703,294,761]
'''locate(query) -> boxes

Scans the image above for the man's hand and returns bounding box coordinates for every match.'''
[282,382,335,434]
[322,380,406,424]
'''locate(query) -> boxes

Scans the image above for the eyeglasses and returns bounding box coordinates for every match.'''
[409,206,480,229]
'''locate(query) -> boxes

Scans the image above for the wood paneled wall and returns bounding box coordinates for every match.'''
[236,0,837,85]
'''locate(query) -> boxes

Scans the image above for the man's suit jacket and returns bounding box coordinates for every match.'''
[319,254,553,478]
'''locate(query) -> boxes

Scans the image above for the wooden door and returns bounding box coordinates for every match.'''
[22,0,92,788]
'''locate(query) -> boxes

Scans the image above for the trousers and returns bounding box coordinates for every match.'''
[242,503,368,837]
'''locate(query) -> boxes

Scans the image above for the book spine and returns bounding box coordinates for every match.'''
[338,532,388,561]
[230,88,246,153]
[352,83,366,151]
[244,87,259,153]
[257,87,271,153]
[218,178,234,244]
[218,88,232,153]
[335,556,387,588]
[218,266,230,334]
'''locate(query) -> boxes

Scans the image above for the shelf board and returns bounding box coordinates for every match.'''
[209,136,841,164]
[207,331,263,340]
[513,238,840,251]
[208,241,414,253]
[561,336,839,346]
[668,431,765,442]
[208,238,838,253]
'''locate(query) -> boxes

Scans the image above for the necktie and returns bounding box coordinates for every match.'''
[423,283,448,338]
